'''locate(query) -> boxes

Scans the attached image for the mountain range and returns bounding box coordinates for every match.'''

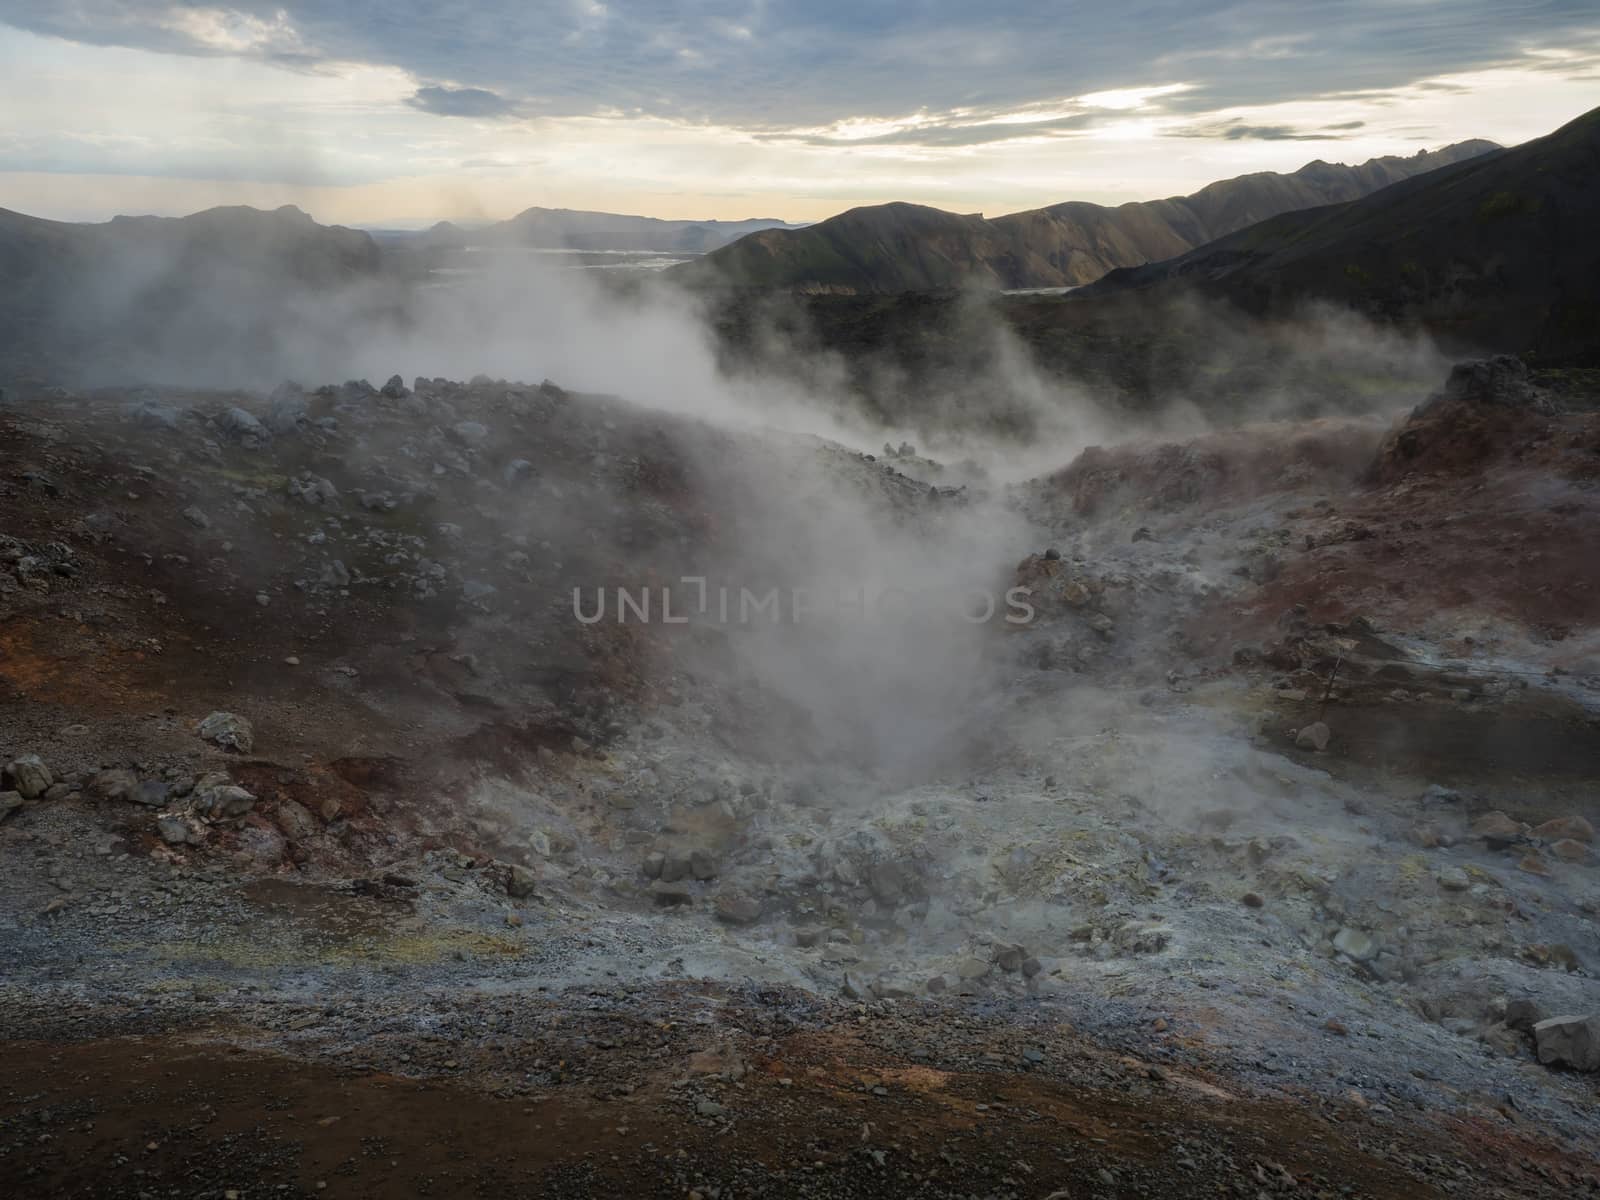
[1083,107,1600,359]
[2,107,1597,384]
[673,141,1499,293]
[410,209,796,254]
[0,203,390,382]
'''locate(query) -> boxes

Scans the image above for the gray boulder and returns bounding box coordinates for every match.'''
[715,894,762,925]
[238,825,286,865]
[134,402,181,430]
[216,406,269,445]
[994,943,1027,972]
[275,799,319,840]
[265,381,308,433]
[5,754,52,799]
[86,769,138,802]
[0,791,22,821]
[193,775,256,819]
[129,780,171,808]
[197,711,254,753]
[1295,721,1331,751]
[155,814,200,845]
[288,473,340,506]
[1332,928,1378,961]
[1422,355,1547,414]
[1532,1015,1600,1072]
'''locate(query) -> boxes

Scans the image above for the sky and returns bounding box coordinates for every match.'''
[1,1,1598,227]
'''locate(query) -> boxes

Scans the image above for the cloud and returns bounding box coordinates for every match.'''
[4,1,1598,131]
[1166,115,1376,141]
[766,108,1109,149]
[1225,125,1325,141]
[407,84,520,118]
[2,1,1598,221]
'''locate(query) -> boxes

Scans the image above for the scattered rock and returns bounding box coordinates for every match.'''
[155,814,199,845]
[216,406,269,445]
[714,894,762,925]
[650,881,694,907]
[1332,928,1377,961]
[1436,866,1470,891]
[238,825,286,865]
[86,769,138,802]
[1532,1015,1600,1072]
[197,711,254,754]
[1408,823,1442,849]
[1505,998,1543,1033]
[275,799,319,840]
[1549,838,1590,863]
[1295,722,1330,752]
[1241,892,1264,908]
[993,944,1026,972]
[658,853,691,884]
[4,754,52,799]
[688,849,718,881]
[506,864,539,899]
[130,780,171,808]
[265,381,308,432]
[1534,815,1594,843]
[1470,811,1525,846]
[192,775,256,819]
[288,474,340,507]
[0,791,22,822]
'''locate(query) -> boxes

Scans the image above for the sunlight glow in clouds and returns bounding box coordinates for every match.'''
[0,2,1597,225]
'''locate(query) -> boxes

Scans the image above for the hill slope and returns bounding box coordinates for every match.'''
[0,204,390,384]
[676,141,1497,292]
[420,208,795,253]
[1084,107,1600,359]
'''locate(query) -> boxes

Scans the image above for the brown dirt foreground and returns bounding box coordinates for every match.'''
[3,1023,1595,1200]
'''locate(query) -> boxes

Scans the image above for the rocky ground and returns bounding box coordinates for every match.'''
[2,357,1598,1197]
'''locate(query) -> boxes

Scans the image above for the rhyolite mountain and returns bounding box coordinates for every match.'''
[415,208,796,254]
[0,203,391,384]
[674,140,1498,293]
[1082,106,1600,360]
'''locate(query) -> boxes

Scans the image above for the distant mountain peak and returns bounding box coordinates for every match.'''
[678,136,1503,293]
[1081,104,1599,360]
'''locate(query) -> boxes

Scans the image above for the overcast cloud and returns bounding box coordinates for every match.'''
[1,1,1596,221]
